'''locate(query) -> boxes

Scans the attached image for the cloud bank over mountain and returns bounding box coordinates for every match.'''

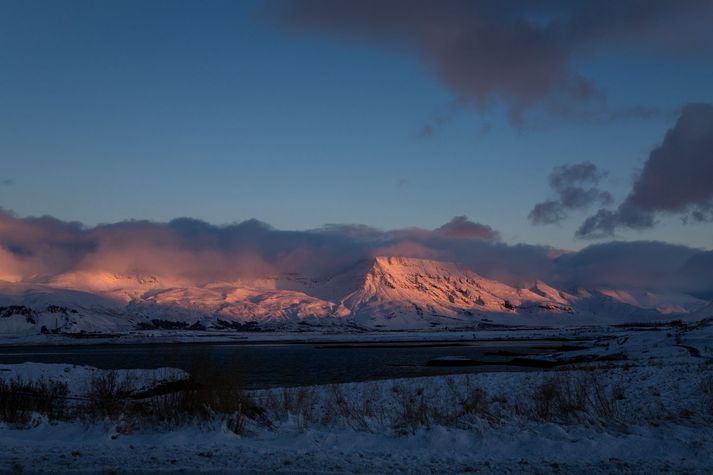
[435,216,501,241]
[0,209,710,298]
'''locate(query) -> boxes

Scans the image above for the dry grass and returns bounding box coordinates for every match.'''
[264,386,319,430]
[391,384,433,432]
[391,377,492,432]
[142,379,260,432]
[79,356,263,435]
[256,371,628,435]
[0,377,68,425]
[701,367,713,416]
[3,363,701,435]
[516,371,626,425]
[84,370,135,419]
[262,382,386,432]
[138,359,264,434]
[530,374,587,421]
[322,383,383,431]
[444,376,491,421]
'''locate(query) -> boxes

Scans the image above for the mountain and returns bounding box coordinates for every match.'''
[334,257,575,328]
[0,256,708,334]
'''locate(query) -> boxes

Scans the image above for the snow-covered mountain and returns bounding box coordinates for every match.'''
[332,257,575,328]
[0,256,708,334]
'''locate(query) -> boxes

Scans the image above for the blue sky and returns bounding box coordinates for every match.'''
[1,0,712,250]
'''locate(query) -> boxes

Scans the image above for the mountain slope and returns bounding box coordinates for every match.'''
[0,256,708,334]
[339,257,573,327]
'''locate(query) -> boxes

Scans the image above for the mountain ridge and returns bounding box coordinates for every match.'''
[0,256,708,334]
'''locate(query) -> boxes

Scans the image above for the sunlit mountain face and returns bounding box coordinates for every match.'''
[0,255,707,335]
[1,203,712,335]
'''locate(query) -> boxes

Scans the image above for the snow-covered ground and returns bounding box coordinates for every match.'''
[0,363,187,398]
[1,321,712,474]
[2,414,711,474]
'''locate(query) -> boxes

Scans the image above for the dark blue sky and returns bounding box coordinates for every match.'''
[1,0,712,249]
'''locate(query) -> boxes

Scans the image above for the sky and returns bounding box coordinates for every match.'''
[1,0,713,285]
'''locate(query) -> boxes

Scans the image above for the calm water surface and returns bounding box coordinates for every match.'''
[0,340,562,389]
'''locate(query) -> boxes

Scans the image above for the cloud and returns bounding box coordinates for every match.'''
[0,209,503,284]
[577,103,713,238]
[529,201,565,226]
[0,179,12,186]
[435,216,501,241]
[678,251,713,299]
[553,240,698,291]
[1,208,712,296]
[529,162,612,225]
[265,0,712,127]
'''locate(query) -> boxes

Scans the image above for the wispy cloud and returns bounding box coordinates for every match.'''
[529,162,612,225]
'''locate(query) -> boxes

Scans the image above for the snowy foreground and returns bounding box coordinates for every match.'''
[1,323,713,474]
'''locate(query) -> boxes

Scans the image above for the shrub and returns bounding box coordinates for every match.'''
[588,373,625,422]
[320,383,380,431]
[445,376,490,420]
[264,386,318,430]
[0,377,68,425]
[701,371,713,416]
[391,385,432,432]
[143,376,262,434]
[522,372,625,425]
[531,374,587,422]
[84,370,135,420]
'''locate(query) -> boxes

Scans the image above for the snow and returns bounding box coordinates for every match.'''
[0,363,187,397]
[0,256,709,335]
[1,418,710,473]
[0,322,712,473]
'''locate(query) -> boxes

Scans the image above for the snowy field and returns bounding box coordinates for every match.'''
[0,321,712,474]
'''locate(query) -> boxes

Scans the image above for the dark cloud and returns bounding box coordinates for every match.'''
[435,216,501,241]
[530,162,612,225]
[577,103,713,238]
[548,162,605,192]
[0,179,12,186]
[626,103,713,219]
[1,209,712,296]
[529,201,566,226]
[678,251,713,299]
[265,0,713,127]
[575,205,655,239]
[556,241,713,300]
[553,240,698,291]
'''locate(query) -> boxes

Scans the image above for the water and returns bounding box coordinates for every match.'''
[0,340,562,389]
